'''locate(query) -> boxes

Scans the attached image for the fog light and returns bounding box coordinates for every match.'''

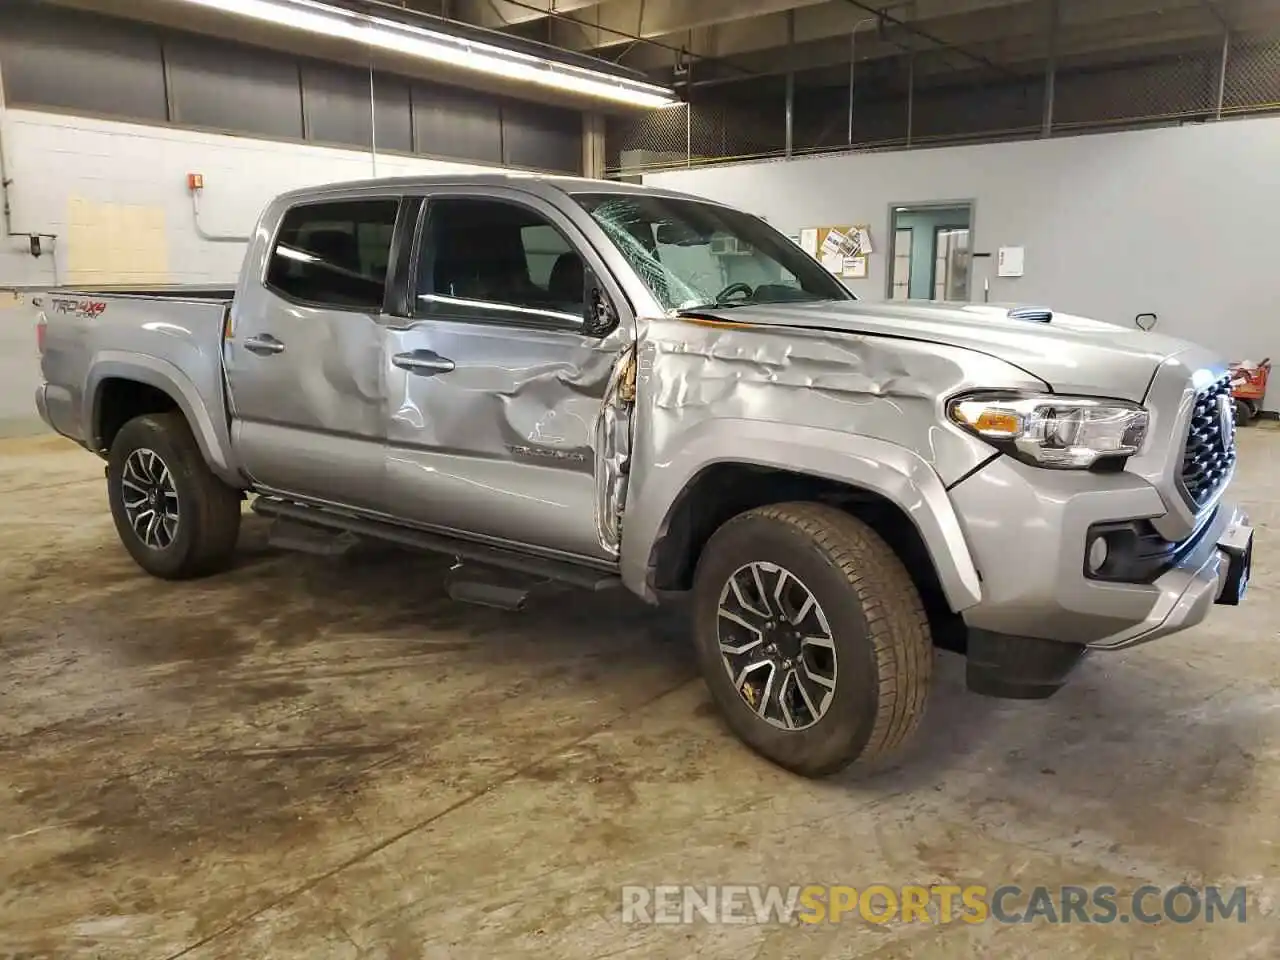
[1087,536,1109,574]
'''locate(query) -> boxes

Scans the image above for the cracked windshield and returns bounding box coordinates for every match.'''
[575,193,853,314]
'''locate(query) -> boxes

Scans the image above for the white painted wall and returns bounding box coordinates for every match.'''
[0,109,502,427]
[645,117,1280,393]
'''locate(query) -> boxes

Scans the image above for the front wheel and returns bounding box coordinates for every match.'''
[106,412,242,579]
[691,502,933,778]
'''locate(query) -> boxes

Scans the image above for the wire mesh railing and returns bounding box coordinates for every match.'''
[605,32,1280,178]
[1223,36,1280,115]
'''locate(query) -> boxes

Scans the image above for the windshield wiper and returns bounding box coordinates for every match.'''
[675,300,752,314]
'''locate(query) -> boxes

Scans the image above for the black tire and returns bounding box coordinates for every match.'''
[691,502,933,778]
[1235,399,1254,427]
[106,412,242,579]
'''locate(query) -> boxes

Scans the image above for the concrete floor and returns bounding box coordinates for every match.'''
[2,430,1279,959]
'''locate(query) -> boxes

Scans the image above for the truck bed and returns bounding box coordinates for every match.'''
[36,287,233,462]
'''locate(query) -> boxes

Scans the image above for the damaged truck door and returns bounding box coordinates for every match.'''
[382,188,634,562]
[224,196,402,513]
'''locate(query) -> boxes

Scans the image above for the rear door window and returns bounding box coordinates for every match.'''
[266,198,400,311]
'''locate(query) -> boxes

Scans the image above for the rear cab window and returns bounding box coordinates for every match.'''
[265,198,400,311]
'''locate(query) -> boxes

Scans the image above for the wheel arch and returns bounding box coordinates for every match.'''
[621,422,983,615]
[87,354,239,484]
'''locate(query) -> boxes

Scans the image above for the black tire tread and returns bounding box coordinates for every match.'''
[727,501,932,769]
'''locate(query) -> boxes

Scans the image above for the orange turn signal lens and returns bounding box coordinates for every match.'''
[950,399,1022,438]
[973,410,1020,435]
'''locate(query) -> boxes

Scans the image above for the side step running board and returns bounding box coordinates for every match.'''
[267,519,360,557]
[251,496,620,592]
[445,568,543,611]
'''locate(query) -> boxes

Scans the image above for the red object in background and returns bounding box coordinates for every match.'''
[187,172,204,191]
[1228,358,1270,426]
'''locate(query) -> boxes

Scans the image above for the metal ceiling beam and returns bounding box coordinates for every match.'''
[445,0,765,77]
[839,0,1019,77]
[617,0,1251,70]
[615,0,1032,69]
[661,0,1280,84]
[542,0,835,51]
[449,0,604,28]
[1198,0,1230,29]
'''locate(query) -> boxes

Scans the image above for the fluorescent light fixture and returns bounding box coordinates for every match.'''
[172,0,678,108]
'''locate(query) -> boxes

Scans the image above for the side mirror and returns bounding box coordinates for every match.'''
[583,271,620,337]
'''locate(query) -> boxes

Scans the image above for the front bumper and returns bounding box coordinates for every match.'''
[948,455,1251,651]
[1088,501,1250,649]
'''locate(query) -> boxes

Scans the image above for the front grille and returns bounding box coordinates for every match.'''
[1179,373,1236,507]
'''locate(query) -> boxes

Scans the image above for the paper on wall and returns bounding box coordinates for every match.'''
[821,252,845,273]
[821,228,848,257]
[799,228,819,256]
[842,256,868,279]
[853,227,873,255]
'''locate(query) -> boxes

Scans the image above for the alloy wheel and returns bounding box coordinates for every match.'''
[716,561,838,731]
[121,448,180,550]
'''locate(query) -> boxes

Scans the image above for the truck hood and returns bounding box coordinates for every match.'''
[692,300,1199,402]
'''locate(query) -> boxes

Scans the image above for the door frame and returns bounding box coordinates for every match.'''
[390,184,636,335]
[929,223,972,301]
[890,226,913,301]
[885,199,977,301]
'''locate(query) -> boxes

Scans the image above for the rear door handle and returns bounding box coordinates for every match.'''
[243,334,286,356]
[393,350,455,376]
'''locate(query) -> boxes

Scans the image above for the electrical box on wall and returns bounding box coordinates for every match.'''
[186,173,204,192]
[997,246,1025,277]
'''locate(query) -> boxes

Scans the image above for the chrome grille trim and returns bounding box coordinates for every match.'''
[1178,373,1236,508]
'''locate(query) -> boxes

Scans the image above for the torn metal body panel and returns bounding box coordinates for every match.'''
[635,314,1045,483]
[594,343,636,556]
[618,315,1043,608]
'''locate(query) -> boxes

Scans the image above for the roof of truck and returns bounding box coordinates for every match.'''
[272,172,707,205]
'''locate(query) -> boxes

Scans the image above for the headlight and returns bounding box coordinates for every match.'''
[948,392,1149,469]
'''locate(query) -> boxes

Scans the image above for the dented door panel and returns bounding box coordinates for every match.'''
[225,296,387,511]
[384,320,632,561]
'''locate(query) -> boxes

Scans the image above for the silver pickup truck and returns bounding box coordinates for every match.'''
[33,174,1253,777]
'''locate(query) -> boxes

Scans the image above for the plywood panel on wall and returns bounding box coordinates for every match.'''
[65,197,169,286]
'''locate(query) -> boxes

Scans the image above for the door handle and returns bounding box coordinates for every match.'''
[393,350,455,376]
[243,334,286,356]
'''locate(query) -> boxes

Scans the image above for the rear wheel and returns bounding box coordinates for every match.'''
[1235,399,1255,427]
[107,412,242,579]
[691,502,933,777]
